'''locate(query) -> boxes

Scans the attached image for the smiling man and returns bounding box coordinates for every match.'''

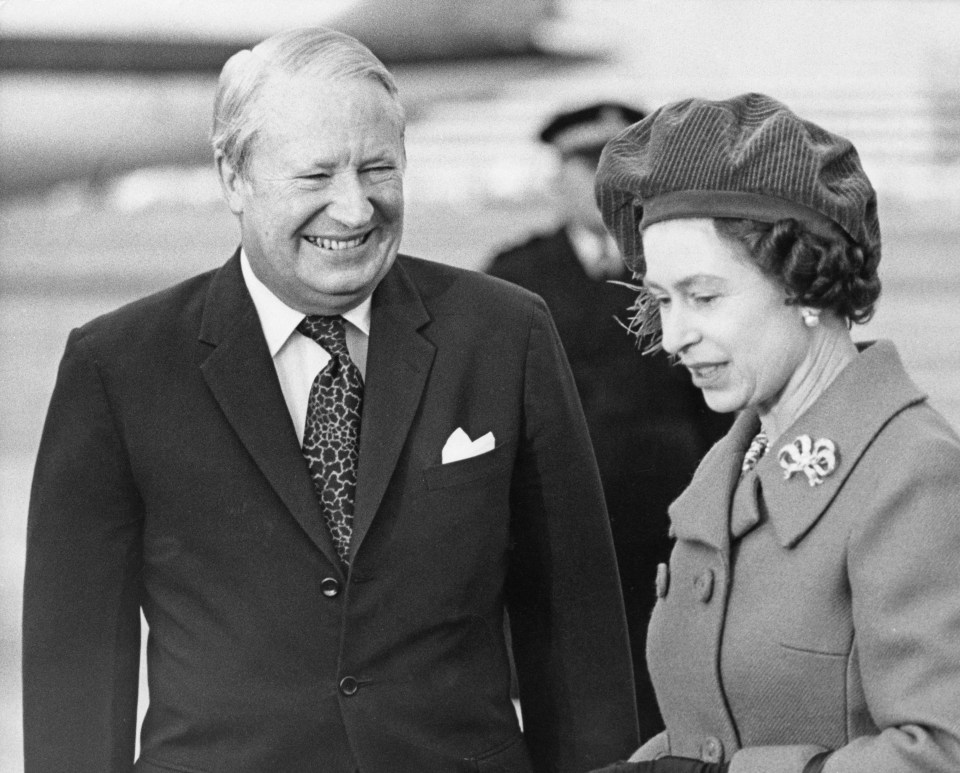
[217,60,406,317]
[22,27,638,773]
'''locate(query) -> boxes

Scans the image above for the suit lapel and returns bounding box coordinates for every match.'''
[351,259,435,557]
[198,252,343,571]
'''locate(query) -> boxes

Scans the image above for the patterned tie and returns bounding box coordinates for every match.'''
[297,315,363,563]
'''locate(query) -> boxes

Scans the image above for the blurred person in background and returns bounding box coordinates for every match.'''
[488,102,731,741]
[22,27,640,773]
[589,93,960,773]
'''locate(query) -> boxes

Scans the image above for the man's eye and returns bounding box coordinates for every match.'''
[362,166,396,180]
[298,173,330,184]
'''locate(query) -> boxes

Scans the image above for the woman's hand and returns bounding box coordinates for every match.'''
[589,756,728,773]
[589,751,831,773]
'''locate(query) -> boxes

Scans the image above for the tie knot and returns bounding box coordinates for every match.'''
[298,315,348,357]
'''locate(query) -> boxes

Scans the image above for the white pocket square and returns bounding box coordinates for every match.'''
[441,428,495,464]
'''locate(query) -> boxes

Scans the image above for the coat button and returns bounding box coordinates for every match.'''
[339,676,359,696]
[321,577,341,598]
[655,563,670,598]
[701,736,724,762]
[694,569,715,603]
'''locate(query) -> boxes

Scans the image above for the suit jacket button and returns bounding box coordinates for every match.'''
[694,569,715,603]
[339,676,359,696]
[321,577,341,598]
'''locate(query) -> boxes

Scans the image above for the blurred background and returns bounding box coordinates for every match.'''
[3,0,960,768]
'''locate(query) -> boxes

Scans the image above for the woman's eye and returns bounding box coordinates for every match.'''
[692,294,717,305]
[651,296,669,309]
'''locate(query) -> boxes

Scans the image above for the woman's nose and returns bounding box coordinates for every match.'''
[660,307,699,355]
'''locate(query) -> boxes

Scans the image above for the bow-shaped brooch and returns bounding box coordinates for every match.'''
[777,435,838,487]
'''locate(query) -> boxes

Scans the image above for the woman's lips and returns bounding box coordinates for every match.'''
[685,361,726,386]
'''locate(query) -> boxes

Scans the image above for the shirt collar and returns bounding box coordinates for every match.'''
[566,225,625,280]
[567,226,613,262]
[240,249,371,356]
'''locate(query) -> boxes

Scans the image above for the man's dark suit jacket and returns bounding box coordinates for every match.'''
[489,229,731,741]
[23,252,639,773]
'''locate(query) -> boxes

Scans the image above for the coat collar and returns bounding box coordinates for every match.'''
[669,341,927,551]
[668,412,752,552]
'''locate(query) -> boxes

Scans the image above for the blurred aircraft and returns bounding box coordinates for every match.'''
[0,0,557,70]
[0,0,577,197]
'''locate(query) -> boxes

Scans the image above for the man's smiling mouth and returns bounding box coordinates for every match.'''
[303,233,370,250]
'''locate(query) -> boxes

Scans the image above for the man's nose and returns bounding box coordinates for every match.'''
[326,172,373,227]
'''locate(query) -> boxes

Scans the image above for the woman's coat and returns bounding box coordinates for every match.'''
[634,340,960,773]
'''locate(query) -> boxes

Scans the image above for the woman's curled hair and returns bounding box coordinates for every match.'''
[714,217,881,325]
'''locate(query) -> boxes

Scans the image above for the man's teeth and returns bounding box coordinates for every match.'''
[304,235,366,250]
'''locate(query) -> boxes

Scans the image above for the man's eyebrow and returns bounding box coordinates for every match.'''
[295,159,336,173]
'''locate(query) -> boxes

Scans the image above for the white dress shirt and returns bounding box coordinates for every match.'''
[567,226,622,280]
[240,251,371,446]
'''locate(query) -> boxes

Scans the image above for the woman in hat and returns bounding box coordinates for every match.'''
[589,93,960,773]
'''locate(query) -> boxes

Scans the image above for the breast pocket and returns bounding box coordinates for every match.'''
[422,440,515,491]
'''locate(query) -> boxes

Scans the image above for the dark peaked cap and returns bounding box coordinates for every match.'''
[595,92,880,276]
[541,101,646,156]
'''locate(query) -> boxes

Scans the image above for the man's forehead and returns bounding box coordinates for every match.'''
[258,68,335,104]
[243,78,404,168]
[252,71,403,133]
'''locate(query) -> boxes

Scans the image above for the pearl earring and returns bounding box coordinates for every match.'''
[802,311,820,328]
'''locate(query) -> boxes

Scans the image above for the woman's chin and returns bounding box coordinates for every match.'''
[701,390,743,415]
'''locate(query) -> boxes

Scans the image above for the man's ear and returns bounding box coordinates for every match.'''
[215,150,245,215]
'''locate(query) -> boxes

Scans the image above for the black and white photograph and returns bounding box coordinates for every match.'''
[4,2,960,771]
